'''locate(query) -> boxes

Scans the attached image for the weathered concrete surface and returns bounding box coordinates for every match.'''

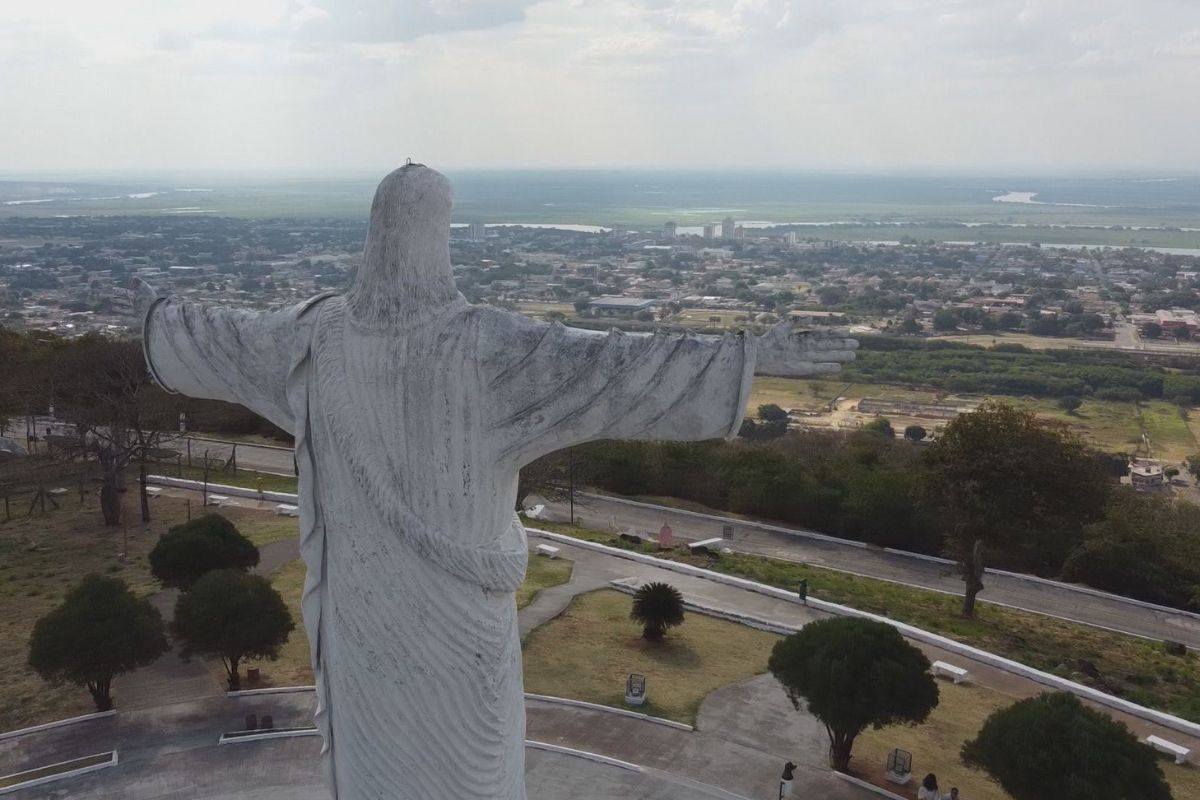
[139,164,855,800]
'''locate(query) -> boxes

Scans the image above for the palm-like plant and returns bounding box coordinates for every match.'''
[630,582,685,641]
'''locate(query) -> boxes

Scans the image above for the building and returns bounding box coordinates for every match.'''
[721,216,735,240]
[588,296,658,317]
[663,221,677,239]
[469,222,486,242]
[703,224,716,240]
[1129,460,1165,490]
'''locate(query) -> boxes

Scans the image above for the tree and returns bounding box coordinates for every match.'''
[1186,453,1200,480]
[1057,395,1082,414]
[961,692,1171,800]
[629,581,685,640]
[863,417,894,439]
[1143,321,1163,339]
[897,316,921,335]
[757,404,789,423]
[922,403,1110,618]
[172,569,295,690]
[903,425,927,442]
[28,575,168,711]
[768,618,938,772]
[932,309,959,332]
[149,514,260,589]
[51,336,178,525]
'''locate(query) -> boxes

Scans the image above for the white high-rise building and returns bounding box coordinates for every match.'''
[469,222,486,242]
[703,224,716,240]
[664,220,677,239]
[721,216,735,240]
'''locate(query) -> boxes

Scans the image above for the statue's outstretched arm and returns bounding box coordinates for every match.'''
[486,309,857,464]
[133,279,329,434]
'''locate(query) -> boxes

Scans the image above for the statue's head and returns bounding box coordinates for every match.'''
[348,163,459,323]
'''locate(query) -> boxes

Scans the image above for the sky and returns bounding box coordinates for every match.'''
[2,0,1200,173]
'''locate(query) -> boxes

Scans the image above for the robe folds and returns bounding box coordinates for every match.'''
[144,292,757,799]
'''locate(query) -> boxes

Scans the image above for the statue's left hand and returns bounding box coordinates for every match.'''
[753,322,858,377]
[127,277,159,320]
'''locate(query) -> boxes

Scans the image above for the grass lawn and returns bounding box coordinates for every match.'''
[163,464,300,495]
[747,377,841,412]
[521,589,778,724]
[854,681,1200,800]
[1139,402,1198,463]
[517,555,573,610]
[258,551,577,689]
[526,519,1200,722]
[0,493,304,730]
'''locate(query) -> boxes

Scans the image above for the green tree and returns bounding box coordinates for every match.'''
[1143,322,1163,339]
[757,403,789,423]
[1057,395,1082,414]
[922,403,1109,617]
[1063,489,1200,610]
[149,514,260,589]
[863,417,894,439]
[897,316,921,335]
[768,618,938,772]
[903,425,927,442]
[1186,453,1200,480]
[172,569,295,690]
[629,581,685,641]
[961,692,1172,800]
[932,309,959,331]
[28,575,168,711]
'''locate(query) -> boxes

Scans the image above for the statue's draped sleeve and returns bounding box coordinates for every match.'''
[484,311,757,464]
[142,296,329,433]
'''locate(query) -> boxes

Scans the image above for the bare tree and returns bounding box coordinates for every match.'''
[53,336,178,525]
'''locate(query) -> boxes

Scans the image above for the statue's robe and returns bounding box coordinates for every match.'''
[144,293,756,799]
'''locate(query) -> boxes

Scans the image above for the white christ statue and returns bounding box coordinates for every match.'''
[137,164,856,800]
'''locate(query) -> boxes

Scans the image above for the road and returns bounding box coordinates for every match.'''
[162,438,1200,648]
[539,492,1200,650]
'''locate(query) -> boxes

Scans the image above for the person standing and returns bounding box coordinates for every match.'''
[917,773,941,800]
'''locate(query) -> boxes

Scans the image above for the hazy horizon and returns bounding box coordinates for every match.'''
[4,1,1199,173]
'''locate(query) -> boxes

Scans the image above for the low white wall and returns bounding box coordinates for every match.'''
[530,528,1200,741]
[0,710,116,743]
[525,693,693,731]
[0,750,117,796]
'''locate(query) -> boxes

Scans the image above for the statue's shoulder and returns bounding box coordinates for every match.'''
[296,291,339,318]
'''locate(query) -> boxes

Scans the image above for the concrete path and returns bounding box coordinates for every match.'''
[541,492,1200,649]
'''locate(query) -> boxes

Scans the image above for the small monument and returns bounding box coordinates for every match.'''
[136,164,856,799]
[658,523,674,548]
[625,672,647,707]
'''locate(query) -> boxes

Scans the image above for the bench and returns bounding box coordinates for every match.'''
[206,494,229,507]
[274,503,300,517]
[687,537,724,552]
[931,661,969,684]
[145,486,162,498]
[1145,735,1191,765]
[535,544,560,559]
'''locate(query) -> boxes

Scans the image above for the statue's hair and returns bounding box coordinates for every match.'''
[347,164,459,325]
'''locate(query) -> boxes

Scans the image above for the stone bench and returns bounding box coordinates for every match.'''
[145,486,162,497]
[1145,734,1191,765]
[274,503,300,517]
[687,537,724,552]
[206,494,229,507]
[535,544,560,559]
[931,660,969,684]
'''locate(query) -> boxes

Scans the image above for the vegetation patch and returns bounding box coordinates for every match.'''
[527,519,1200,722]
[855,683,1200,800]
[521,588,778,724]
[516,556,573,610]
